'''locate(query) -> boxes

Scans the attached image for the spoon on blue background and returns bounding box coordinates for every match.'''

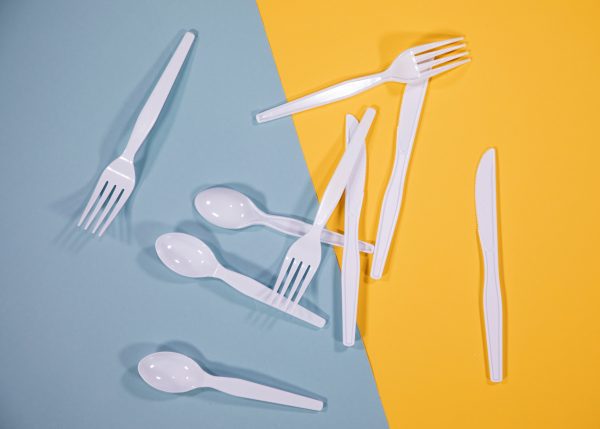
[194,187,374,253]
[155,232,326,328]
[138,351,324,411]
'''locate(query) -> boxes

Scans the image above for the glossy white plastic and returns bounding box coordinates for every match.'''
[370,66,430,279]
[78,31,195,236]
[255,37,469,123]
[155,232,326,328]
[138,352,324,411]
[271,108,376,308]
[194,187,374,253]
[475,148,503,383]
[341,114,366,347]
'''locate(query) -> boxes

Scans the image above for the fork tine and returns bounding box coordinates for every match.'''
[291,268,316,307]
[84,184,115,230]
[284,265,310,310]
[411,37,464,55]
[91,188,123,234]
[78,180,107,227]
[96,189,129,237]
[418,51,469,72]
[420,58,471,80]
[416,44,466,63]
[276,259,301,303]
[271,256,293,298]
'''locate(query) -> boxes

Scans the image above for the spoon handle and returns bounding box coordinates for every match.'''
[215,267,326,328]
[206,375,323,411]
[264,214,374,254]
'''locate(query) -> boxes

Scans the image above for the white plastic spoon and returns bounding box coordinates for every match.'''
[194,187,374,253]
[138,352,324,411]
[155,232,326,328]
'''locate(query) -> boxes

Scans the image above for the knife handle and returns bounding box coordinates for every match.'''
[371,82,427,279]
[483,249,503,382]
[342,115,364,347]
[215,267,326,328]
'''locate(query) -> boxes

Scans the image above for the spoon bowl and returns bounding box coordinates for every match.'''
[138,352,206,394]
[194,187,262,229]
[155,233,219,278]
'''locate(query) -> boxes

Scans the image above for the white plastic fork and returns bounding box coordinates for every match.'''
[78,31,196,236]
[271,108,376,308]
[256,37,469,123]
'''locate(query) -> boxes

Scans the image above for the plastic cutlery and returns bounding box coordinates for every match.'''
[475,148,503,382]
[271,108,376,308]
[194,187,374,253]
[342,114,366,347]
[139,352,324,410]
[370,62,432,279]
[78,31,195,236]
[256,37,469,123]
[155,232,326,328]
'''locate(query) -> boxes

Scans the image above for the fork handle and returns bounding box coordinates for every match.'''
[256,73,384,123]
[121,31,195,161]
[371,81,428,279]
[313,108,376,228]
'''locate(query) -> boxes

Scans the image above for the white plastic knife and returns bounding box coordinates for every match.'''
[475,148,503,383]
[370,79,429,279]
[341,114,366,347]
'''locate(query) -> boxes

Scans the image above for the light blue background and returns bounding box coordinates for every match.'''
[0,1,388,428]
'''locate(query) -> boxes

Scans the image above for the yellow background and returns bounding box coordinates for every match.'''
[257,0,600,427]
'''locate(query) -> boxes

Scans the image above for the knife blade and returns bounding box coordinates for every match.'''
[475,148,503,382]
[370,77,429,279]
[341,114,366,346]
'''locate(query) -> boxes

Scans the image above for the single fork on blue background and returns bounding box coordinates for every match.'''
[78,31,195,236]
